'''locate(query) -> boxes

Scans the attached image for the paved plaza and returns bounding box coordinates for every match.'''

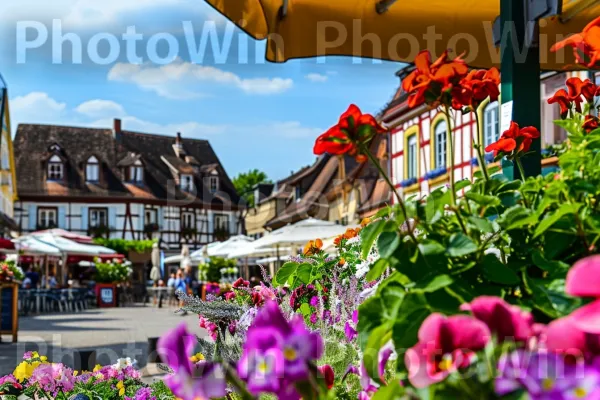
[0,305,204,381]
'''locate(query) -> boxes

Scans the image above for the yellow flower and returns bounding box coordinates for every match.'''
[189,353,205,363]
[39,356,48,362]
[13,361,35,382]
[73,370,79,377]
[117,380,125,396]
[93,364,102,372]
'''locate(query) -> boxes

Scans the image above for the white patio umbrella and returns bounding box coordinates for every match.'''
[150,243,161,283]
[255,255,292,264]
[18,234,116,256]
[205,235,254,257]
[13,236,62,256]
[227,243,292,259]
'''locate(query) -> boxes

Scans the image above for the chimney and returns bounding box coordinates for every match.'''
[173,132,186,159]
[113,118,122,134]
[176,132,182,145]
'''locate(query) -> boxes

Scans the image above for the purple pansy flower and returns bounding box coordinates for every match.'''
[238,301,323,398]
[309,296,319,307]
[496,350,600,399]
[157,323,226,400]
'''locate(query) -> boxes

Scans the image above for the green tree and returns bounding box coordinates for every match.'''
[232,169,271,207]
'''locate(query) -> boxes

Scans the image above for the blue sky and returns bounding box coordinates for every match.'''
[0,0,402,180]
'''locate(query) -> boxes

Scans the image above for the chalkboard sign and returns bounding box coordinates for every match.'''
[0,282,18,342]
[95,284,117,308]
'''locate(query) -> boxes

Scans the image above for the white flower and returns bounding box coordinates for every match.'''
[113,357,135,371]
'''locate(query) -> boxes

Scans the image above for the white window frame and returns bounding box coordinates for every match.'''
[483,101,500,149]
[37,208,57,228]
[180,174,195,192]
[407,135,417,179]
[86,156,99,182]
[47,155,63,180]
[145,208,158,224]
[129,160,143,183]
[89,208,108,228]
[214,214,230,232]
[434,121,447,169]
[181,211,195,229]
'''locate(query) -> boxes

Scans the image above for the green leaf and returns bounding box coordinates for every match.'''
[371,381,405,400]
[425,194,441,224]
[363,325,389,384]
[531,250,569,274]
[299,302,312,317]
[465,192,501,207]
[534,203,579,238]
[468,216,494,233]
[496,180,522,193]
[418,240,446,256]
[392,294,429,372]
[413,274,454,292]
[273,262,299,286]
[362,219,386,258]
[499,205,534,230]
[377,232,401,259]
[366,258,390,282]
[375,206,391,219]
[482,254,520,285]
[296,263,312,284]
[454,179,471,192]
[446,233,478,257]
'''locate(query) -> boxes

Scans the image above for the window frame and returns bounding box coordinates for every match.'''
[483,101,500,149]
[128,160,144,183]
[213,213,230,232]
[145,208,158,225]
[37,207,58,229]
[180,174,195,192]
[433,119,448,170]
[89,207,109,228]
[47,155,64,181]
[209,175,219,193]
[405,132,418,180]
[181,210,195,229]
[85,156,100,183]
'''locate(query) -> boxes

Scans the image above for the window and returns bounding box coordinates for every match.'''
[434,121,447,169]
[483,101,500,149]
[128,160,144,183]
[89,208,108,227]
[214,214,229,232]
[209,176,219,193]
[37,207,57,228]
[181,211,195,229]
[145,208,158,224]
[407,135,417,179]
[47,155,63,180]
[295,186,303,201]
[86,156,99,182]
[180,174,194,192]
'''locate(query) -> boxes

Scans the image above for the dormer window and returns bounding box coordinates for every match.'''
[47,155,63,180]
[209,175,218,193]
[180,174,194,192]
[86,156,99,182]
[128,160,144,183]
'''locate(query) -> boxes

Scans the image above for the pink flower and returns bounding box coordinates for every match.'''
[258,285,277,302]
[233,278,250,288]
[546,316,600,360]
[460,296,534,343]
[318,365,335,389]
[224,291,236,301]
[28,363,75,395]
[565,255,600,334]
[404,313,490,388]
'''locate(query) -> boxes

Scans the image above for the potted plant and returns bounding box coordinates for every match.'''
[93,258,132,308]
[0,261,23,342]
[87,223,111,239]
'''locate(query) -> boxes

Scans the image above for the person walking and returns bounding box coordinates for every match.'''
[174,269,188,315]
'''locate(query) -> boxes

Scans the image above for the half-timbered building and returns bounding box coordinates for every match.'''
[13,119,241,250]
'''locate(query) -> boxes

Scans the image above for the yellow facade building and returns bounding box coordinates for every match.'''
[0,75,19,235]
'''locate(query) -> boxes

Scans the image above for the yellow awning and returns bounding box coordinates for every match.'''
[205,0,600,69]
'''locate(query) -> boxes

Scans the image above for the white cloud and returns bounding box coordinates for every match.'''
[11,92,67,125]
[305,73,328,83]
[9,92,320,142]
[75,99,127,118]
[108,60,293,99]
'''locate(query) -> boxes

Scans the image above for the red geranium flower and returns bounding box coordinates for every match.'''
[451,67,500,110]
[583,115,600,133]
[548,88,573,118]
[551,16,600,68]
[313,104,386,162]
[485,122,540,157]
[402,50,468,109]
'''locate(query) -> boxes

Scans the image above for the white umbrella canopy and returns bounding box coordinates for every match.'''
[255,255,292,264]
[206,235,254,257]
[227,243,293,259]
[257,218,351,248]
[14,236,62,256]
[19,234,116,256]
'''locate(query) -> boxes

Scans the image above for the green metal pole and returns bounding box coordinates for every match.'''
[500,0,542,179]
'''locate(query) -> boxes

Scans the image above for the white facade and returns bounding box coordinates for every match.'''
[15,201,240,249]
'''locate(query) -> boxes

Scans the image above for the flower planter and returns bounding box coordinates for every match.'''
[95,283,117,308]
[0,281,19,343]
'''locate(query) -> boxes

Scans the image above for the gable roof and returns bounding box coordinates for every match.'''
[14,123,240,208]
